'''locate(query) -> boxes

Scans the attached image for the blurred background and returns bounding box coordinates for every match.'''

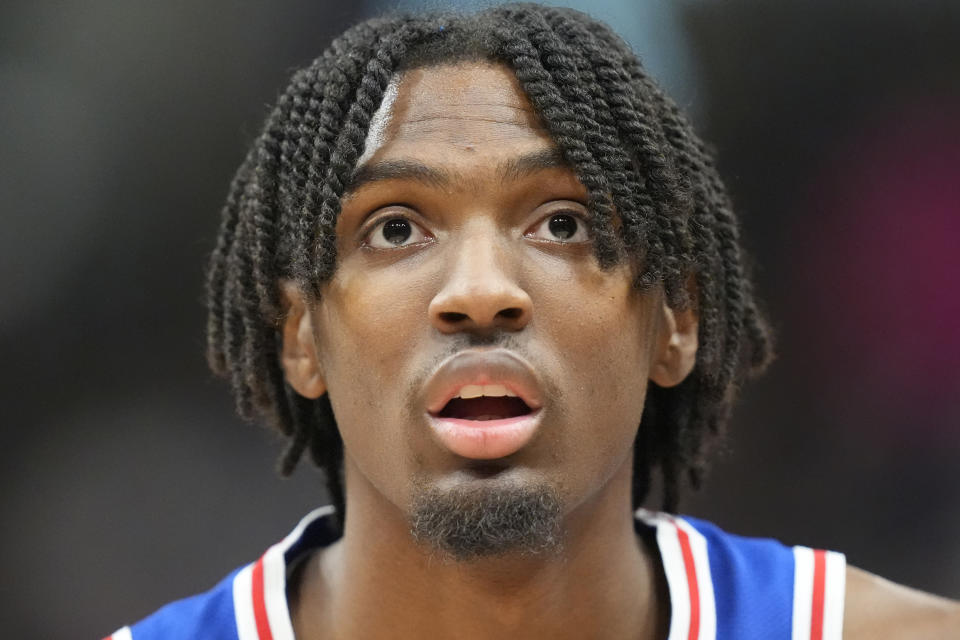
[1,0,958,636]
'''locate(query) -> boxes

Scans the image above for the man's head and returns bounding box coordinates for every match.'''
[205,4,772,553]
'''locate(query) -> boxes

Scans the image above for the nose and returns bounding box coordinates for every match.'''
[428,229,532,334]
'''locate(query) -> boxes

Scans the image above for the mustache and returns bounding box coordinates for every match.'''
[451,331,525,352]
[426,331,529,376]
[403,332,536,416]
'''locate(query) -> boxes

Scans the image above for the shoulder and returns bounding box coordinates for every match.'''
[660,513,960,639]
[104,567,243,640]
[104,507,341,640]
[643,512,845,638]
[844,565,960,639]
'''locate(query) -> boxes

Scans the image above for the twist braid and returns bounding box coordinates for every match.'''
[205,4,774,526]
[512,9,653,269]
[491,17,621,266]
[542,10,686,308]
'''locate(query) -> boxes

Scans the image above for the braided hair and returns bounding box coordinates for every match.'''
[205,4,773,528]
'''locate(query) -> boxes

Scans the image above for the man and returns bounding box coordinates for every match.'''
[106,5,959,639]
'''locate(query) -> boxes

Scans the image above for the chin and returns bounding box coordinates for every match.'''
[407,474,564,561]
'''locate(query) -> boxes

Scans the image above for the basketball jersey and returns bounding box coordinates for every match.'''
[104,507,846,640]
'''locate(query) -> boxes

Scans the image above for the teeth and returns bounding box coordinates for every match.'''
[483,384,509,397]
[459,385,484,399]
[456,384,517,399]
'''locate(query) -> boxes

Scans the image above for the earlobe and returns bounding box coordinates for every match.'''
[649,302,699,388]
[279,281,327,399]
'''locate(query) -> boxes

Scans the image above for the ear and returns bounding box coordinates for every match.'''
[278,280,327,399]
[649,299,699,388]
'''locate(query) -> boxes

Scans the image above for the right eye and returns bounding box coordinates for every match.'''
[525,211,591,244]
[363,216,430,249]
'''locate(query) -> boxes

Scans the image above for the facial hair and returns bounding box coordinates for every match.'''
[409,480,563,561]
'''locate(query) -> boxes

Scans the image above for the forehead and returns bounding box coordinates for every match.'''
[356,62,555,170]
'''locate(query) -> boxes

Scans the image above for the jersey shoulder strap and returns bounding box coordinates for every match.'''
[636,510,846,640]
[104,506,337,640]
[108,508,845,640]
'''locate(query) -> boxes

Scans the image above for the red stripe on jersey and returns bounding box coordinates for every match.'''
[676,525,701,640]
[251,556,274,640]
[810,549,827,640]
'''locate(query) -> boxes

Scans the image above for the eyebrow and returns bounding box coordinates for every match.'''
[346,147,569,194]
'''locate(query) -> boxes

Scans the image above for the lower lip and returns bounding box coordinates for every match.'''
[427,411,542,460]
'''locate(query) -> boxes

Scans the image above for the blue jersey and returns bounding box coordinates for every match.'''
[105,507,845,640]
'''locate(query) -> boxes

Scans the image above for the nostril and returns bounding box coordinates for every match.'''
[439,311,469,324]
[496,307,524,320]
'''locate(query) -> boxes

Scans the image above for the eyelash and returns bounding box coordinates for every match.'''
[360,210,432,249]
[359,207,592,249]
[525,209,591,243]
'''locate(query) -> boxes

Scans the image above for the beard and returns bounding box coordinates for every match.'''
[408,480,563,561]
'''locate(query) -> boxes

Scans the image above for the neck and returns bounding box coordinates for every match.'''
[291,458,668,640]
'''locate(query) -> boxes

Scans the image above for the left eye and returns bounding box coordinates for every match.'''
[527,213,589,243]
[364,217,429,249]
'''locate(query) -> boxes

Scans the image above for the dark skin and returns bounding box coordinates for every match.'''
[279,63,960,639]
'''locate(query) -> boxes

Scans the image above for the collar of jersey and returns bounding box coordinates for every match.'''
[230,506,716,640]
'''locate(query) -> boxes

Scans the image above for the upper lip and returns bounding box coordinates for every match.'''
[423,349,544,416]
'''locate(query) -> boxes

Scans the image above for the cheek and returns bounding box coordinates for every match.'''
[318,265,431,390]
[537,264,652,404]
[531,263,654,481]
[313,266,436,493]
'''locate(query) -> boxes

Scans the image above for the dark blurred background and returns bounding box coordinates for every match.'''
[1,1,957,637]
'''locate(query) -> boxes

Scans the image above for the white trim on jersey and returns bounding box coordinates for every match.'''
[231,506,335,640]
[262,539,295,640]
[674,517,718,640]
[232,563,259,640]
[106,626,133,640]
[636,509,717,640]
[792,546,846,640]
[822,550,846,640]
[656,514,691,640]
[792,546,814,640]
[225,506,849,640]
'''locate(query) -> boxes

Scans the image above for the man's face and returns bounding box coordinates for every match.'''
[284,62,686,554]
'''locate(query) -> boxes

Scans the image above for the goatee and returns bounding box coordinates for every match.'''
[409,482,563,561]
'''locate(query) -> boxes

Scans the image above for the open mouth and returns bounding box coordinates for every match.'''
[436,383,533,421]
[422,350,544,459]
[438,396,533,421]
